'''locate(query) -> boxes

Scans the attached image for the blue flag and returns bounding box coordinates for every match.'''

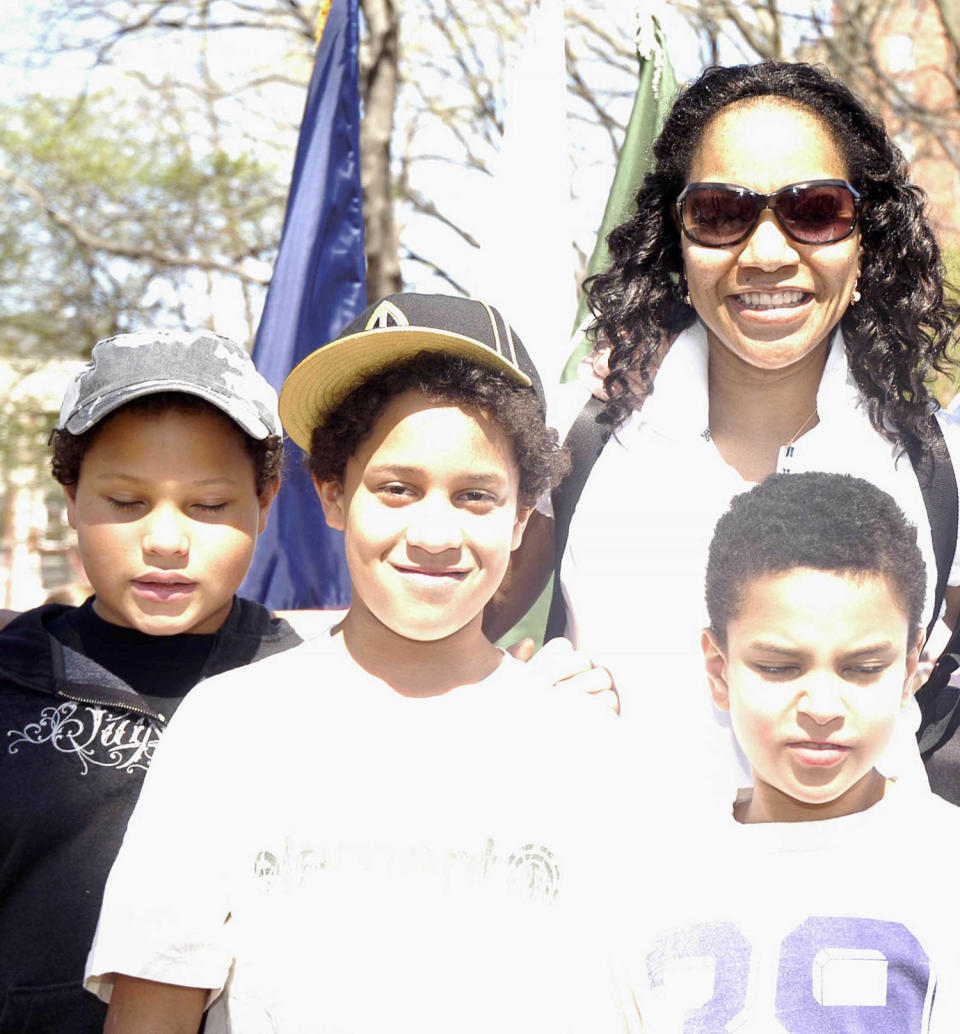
[240,0,365,609]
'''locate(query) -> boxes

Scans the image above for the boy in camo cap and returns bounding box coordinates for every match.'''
[0,329,301,1033]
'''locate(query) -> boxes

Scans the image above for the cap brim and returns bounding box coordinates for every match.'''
[62,380,275,440]
[279,327,534,451]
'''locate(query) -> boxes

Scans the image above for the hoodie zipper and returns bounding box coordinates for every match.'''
[58,689,166,724]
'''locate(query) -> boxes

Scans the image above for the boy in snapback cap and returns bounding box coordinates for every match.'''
[0,329,300,1033]
[277,291,545,447]
[87,295,636,1034]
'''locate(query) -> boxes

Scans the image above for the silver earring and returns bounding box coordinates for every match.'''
[851,288,861,305]
[678,271,691,306]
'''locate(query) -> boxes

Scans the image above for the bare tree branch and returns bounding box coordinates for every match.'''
[566,40,623,161]
[565,8,636,63]
[404,190,481,248]
[402,248,469,293]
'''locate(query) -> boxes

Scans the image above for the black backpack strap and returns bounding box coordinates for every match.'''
[905,421,957,644]
[918,658,960,760]
[905,420,960,757]
[544,395,612,641]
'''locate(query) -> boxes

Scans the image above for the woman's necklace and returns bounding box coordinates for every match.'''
[702,406,818,447]
[785,406,818,447]
[780,406,819,469]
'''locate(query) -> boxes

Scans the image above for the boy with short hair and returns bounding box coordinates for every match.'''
[0,330,300,1032]
[85,294,633,1034]
[630,472,960,1032]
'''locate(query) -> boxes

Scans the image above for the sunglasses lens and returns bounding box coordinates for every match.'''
[681,188,758,246]
[778,184,857,244]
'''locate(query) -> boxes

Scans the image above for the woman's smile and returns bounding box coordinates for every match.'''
[732,289,809,311]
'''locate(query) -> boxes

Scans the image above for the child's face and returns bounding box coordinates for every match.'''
[316,391,530,643]
[703,567,921,822]
[65,407,277,636]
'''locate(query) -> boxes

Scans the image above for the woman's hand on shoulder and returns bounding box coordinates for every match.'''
[580,334,671,403]
[507,635,619,714]
[578,347,611,400]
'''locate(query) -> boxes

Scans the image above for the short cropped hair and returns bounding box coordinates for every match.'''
[50,392,283,496]
[307,352,570,508]
[705,472,926,644]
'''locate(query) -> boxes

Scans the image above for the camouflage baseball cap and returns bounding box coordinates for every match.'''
[57,329,280,440]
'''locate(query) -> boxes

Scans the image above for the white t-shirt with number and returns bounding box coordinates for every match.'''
[623,781,960,1034]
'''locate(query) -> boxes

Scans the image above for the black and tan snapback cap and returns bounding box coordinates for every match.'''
[279,293,545,451]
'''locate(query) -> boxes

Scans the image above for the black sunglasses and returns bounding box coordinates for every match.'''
[676,179,862,247]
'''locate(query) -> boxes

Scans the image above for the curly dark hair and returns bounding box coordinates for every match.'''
[706,472,926,646]
[587,61,960,446]
[308,352,570,508]
[50,392,283,496]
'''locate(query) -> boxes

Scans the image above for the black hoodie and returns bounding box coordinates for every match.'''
[0,597,300,1033]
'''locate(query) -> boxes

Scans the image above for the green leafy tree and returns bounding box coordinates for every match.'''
[0,88,283,495]
[0,90,283,362]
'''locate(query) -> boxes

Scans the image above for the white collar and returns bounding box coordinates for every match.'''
[637,321,710,439]
[638,321,863,440]
[815,326,865,425]
[729,777,923,849]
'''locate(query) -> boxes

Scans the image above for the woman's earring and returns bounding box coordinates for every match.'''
[679,272,691,306]
[851,252,863,305]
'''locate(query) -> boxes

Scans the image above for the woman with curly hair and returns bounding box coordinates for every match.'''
[489,60,960,798]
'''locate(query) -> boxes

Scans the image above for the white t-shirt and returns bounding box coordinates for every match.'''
[551,322,960,793]
[623,781,960,1033]
[86,631,639,1034]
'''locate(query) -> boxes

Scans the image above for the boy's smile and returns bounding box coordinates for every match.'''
[65,408,276,636]
[317,391,530,663]
[704,567,921,823]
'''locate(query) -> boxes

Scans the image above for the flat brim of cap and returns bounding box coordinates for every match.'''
[62,380,274,440]
[279,327,534,451]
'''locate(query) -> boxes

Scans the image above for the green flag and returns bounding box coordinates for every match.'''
[495,17,679,651]
[561,18,678,382]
